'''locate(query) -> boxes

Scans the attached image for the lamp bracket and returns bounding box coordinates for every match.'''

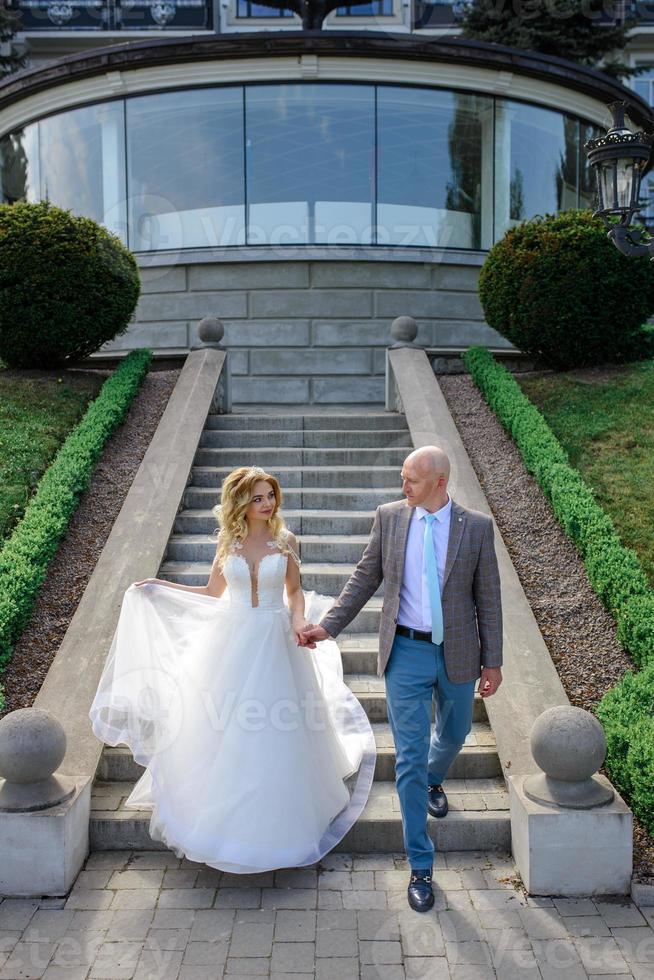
[607,223,654,260]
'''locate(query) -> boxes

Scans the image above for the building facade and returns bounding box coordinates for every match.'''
[0,16,652,402]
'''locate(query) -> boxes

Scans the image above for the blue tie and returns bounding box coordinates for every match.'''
[423,513,444,645]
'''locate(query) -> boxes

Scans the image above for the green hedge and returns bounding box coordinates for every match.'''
[596,663,654,834]
[463,345,654,832]
[0,349,152,712]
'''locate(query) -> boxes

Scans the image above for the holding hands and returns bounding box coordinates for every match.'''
[295,622,329,648]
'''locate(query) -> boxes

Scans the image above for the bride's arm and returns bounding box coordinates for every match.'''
[134,553,227,597]
[285,533,307,644]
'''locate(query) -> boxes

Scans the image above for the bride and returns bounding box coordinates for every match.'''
[88,465,376,874]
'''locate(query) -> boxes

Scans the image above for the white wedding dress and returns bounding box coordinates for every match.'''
[88,550,376,873]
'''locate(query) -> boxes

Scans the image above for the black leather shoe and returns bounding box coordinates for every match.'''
[427,783,449,818]
[407,868,434,912]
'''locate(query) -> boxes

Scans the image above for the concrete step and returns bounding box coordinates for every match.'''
[339,634,387,675]
[98,719,499,785]
[174,509,376,536]
[159,561,384,596]
[342,664,488,722]
[89,778,510,853]
[340,780,510,853]
[166,533,370,565]
[199,429,412,449]
[191,466,400,489]
[205,414,409,431]
[182,487,402,511]
[349,681,487,726]
[193,448,409,468]
[341,600,383,635]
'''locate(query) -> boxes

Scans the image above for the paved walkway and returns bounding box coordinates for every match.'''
[0,851,652,980]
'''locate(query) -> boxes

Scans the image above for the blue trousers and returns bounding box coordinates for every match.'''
[384,632,477,871]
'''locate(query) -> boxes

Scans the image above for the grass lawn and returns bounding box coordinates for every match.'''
[0,367,105,543]
[518,359,654,587]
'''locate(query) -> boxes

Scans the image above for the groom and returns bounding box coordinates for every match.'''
[300,446,503,912]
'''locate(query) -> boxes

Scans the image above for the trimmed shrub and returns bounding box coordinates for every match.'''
[0,200,141,368]
[477,209,654,370]
[616,594,654,667]
[596,663,654,832]
[0,349,152,712]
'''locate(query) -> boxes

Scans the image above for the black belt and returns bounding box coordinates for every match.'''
[395,624,434,643]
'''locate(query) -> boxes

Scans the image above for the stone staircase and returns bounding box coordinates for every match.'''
[90,408,510,854]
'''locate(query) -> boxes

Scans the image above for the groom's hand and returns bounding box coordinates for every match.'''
[298,625,330,648]
[478,666,502,698]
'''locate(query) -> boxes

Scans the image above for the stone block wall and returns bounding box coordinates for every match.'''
[100,252,513,403]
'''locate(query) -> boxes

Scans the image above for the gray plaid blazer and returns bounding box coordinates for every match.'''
[319,498,503,683]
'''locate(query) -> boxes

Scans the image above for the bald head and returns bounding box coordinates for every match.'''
[404,446,450,482]
[401,446,451,510]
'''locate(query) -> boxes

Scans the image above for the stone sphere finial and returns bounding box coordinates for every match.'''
[197,316,225,347]
[524,705,613,809]
[0,708,76,812]
[390,316,418,345]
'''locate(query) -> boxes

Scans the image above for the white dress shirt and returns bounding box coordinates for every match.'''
[397,494,452,632]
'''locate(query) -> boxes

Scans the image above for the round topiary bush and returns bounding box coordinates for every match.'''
[478,208,654,370]
[0,200,141,368]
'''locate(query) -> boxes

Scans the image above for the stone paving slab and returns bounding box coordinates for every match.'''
[0,851,651,979]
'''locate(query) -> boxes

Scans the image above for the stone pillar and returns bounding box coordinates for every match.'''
[509,705,633,896]
[0,708,89,896]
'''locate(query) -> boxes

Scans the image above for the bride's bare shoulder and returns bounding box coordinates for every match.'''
[283,528,301,567]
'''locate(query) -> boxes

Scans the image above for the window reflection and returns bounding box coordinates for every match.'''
[126,87,245,251]
[633,64,654,106]
[0,124,39,204]
[236,0,293,14]
[39,102,127,242]
[245,84,374,245]
[494,101,579,241]
[377,87,491,248]
[335,0,393,15]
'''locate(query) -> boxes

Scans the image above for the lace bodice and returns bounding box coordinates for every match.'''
[224,552,289,610]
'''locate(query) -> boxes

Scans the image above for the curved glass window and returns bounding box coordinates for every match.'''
[0,81,603,251]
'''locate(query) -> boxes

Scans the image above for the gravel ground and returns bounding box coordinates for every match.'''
[0,367,180,719]
[439,373,654,885]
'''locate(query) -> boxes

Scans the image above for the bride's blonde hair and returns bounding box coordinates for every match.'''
[211,466,293,570]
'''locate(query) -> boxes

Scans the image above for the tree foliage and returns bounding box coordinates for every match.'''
[458,0,643,81]
[0,2,27,78]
